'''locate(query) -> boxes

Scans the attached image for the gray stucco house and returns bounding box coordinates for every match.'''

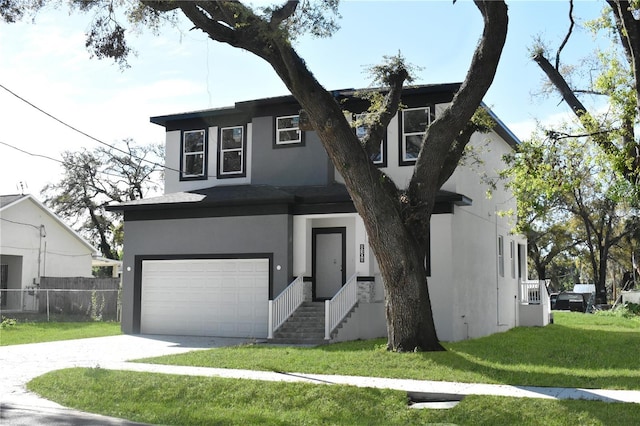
[110,84,549,343]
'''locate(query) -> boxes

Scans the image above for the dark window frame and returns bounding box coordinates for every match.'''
[217,124,247,179]
[398,106,434,166]
[354,113,387,168]
[179,129,208,181]
[274,114,305,148]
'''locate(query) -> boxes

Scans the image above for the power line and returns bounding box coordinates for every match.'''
[0,82,172,173]
[0,140,145,181]
[0,82,226,181]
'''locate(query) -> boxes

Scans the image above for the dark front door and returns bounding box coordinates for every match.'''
[312,227,346,300]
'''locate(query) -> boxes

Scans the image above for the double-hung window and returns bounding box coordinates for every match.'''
[355,113,386,166]
[275,115,302,145]
[181,129,206,180]
[400,106,431,164]
[219,125,245,176]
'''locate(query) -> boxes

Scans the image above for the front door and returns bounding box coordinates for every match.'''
[312,227,346,300]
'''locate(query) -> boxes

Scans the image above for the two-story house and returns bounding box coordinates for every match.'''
[110,83,548,344]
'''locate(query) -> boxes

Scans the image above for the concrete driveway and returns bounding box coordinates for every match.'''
[0,334,252,424]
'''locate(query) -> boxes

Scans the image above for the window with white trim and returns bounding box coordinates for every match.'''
[355,113,385,166]
[181,129,206,180]
[276,115,302,145]
[219,126,244,176]
[400,106,431,164]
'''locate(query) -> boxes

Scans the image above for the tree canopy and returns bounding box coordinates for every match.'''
[42,139,162,260]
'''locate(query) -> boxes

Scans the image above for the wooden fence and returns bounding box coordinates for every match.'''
[39,277,120,321]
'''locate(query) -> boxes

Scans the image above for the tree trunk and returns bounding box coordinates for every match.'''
[173,0,507,351]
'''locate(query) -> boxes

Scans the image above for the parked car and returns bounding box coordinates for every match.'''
[554,292,589,313]
[550,293,559,310]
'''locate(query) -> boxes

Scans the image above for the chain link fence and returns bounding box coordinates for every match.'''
[1,277,120,322]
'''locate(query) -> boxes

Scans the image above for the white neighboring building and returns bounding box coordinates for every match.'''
[0,194,97,311]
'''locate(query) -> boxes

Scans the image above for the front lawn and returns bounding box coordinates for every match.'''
[0,319,121,346]
[28,368,640,425]
[136,311,640,390]
[26,312,640,425]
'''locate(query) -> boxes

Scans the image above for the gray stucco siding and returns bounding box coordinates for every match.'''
[251,116,333,186]
[120,214,292,334]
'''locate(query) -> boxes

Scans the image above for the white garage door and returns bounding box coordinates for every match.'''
[141,258,269,338]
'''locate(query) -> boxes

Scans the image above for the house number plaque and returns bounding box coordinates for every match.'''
[359,244,365,263]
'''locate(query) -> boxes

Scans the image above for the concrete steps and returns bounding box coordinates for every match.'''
[270,302,326,345]
[269,301,358,345]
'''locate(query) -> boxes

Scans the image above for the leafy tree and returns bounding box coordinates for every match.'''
[504,130,640,303]
[5,0,508,351]
[532,0,640,189]
[42,139,162,260]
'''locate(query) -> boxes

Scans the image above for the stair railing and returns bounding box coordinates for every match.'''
[325,273,358,340]
[268,275,305,339]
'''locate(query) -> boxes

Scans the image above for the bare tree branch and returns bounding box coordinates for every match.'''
[556,0,575,70]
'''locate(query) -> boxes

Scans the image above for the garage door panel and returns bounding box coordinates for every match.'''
[141,258,269,338]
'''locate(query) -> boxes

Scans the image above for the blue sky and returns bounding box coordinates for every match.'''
[0,0,605,196]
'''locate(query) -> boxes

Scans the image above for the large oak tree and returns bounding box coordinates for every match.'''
[2,0,508,351]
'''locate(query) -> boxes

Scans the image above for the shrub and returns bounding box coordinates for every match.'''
[1,316,17,328]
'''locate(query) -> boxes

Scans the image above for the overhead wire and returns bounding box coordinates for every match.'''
[0,82,174,174]
[0,140,149,181]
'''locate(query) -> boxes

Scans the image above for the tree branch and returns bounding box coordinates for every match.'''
[364,69,408,158]
[270,1,299,28]
[408,0,508,214]
[556,0,575,70]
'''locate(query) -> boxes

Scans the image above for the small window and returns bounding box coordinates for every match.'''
[498,235,504,278]
[219,126,244,176]
[400,107,432,164]
[276,115,302,145]
[355,113,386,166]
[181,130,206,180]
[510,240,516,279]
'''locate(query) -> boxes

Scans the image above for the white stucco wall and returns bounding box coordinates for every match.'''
[292,213,361,280]
[0,197,95,295]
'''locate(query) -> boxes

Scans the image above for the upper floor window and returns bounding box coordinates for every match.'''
[355,113,386,167]
[181,129,206,180]
[400,106,432,165]
[219,125,245,177]
[275,115,303,145]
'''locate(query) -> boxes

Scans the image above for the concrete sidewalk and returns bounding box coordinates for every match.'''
[100,361,640,405]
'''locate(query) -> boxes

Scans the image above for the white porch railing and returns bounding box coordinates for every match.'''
[519,279,552,327]
[520,280,543,304]
[268,276,305,339]
[325,273,358,340]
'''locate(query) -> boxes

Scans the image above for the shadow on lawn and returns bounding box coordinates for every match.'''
[314,325,640,390]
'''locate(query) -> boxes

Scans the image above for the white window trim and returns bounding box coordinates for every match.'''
[401,106,431,162]
[276,115,302,145]
[219,125,244,176]
[182,129,206,179]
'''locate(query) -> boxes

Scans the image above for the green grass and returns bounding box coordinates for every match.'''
[28,368,640,425]
[26,312,640,425]
[135,311,640,390]
[0,320,121,346]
